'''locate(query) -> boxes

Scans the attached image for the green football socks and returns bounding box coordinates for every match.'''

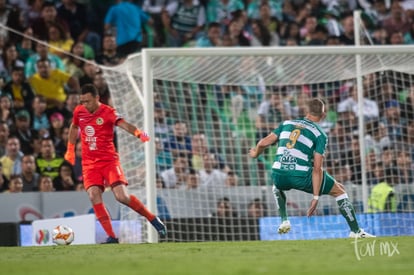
[273,187,288,222]
[337,195,360,233]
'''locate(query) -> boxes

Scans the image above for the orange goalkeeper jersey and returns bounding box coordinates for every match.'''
[73,103,123,166]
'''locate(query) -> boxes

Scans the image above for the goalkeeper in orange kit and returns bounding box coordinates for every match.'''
[64,84,166,243]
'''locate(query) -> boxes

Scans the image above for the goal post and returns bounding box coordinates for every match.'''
[102,45,414,243]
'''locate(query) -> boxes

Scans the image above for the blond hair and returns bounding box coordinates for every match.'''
[307,98,326,117]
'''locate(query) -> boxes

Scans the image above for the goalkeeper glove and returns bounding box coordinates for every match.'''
[64,142,76,165]
[134,129,150,143]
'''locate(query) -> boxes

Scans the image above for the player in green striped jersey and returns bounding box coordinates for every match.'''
[249,98,375,238]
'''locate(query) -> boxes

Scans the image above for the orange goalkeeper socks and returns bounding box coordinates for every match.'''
[128,195,156,221]
[93,203,116,238]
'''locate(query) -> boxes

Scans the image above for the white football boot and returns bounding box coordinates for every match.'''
[278,220,291,234]
[349,228,376,238]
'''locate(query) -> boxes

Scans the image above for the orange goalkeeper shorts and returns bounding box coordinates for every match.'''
[83,161,128,191]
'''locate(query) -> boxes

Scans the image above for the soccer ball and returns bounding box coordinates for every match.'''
[52,225,75,245]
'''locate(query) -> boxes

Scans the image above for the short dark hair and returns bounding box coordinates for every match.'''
[81,84,98,96]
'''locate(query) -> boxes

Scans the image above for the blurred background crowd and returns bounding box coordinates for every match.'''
[0,0,412,194]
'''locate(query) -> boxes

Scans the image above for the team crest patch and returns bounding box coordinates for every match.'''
[96,118,104,125]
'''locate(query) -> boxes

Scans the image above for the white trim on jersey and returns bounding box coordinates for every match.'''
[272,161,310,172]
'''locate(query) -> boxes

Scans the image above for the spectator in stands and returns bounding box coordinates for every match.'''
[249,19,279,46]
[190,133,208,171]
[20,154,39,192]
[160,152,189,188]
[0,121,9,157]
[306,24,328,45]
[164,120,192,159]
[195,22,222,47]
[38,174,55,192]
[162,0,206,47]
[60,91,79,123]
[389,31,404,45]
[223,17,251,46]
[12,109,36,155]
[381,146,397,175]
[155,137,173,174]
[337,106,358,135]
[327,120,352,163]
[49,112,65,151]
[224,170,239,187]
[378,80,397,114]
[382,1,410,37]
[0,136,23,180]
[4,174,23,193]
[400,85,414,122]
[2,65,35,112]
[337,84,379,122]
[396,149,413,185]
[371,26,389,45]
[300,15,318,44]
[339,14,355,45]
[31,95,50,133]
[47,22,74,59]
[342,135,363,185]
[199,153,227,187]
[381,99,406,142]
[79,60,98,87]
[95,31,122,66]
[24,41,65,78]
[142,0,173,47]
[156,173,165,189]
[0,1,17,39]
[57,0,101,55]
[247,198,267,218]
[365,120,391,160]
[206,0,244,27]
[62,42,93,80]
[16,27,35,63]
[29,58,80,110]
[255,2,279,34]
[368,167,398,213]
[31,1,70,41]
[53,161,76,191]
[104,0,152,58]
[255,92,290,141]
[403,21,414,44]
[213,197,238,218]
[0,42,25,83]
[0,161,9,192]
[184,168,200,190]
[369,160,385,186]
[54,124,69,160]
[280,21,301,46]
[153,102,170,142]
[36,136,64,180]
[404,120,414,164]
[93,70,112,106]
[0,93,15,128]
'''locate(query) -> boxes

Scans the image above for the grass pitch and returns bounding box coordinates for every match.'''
[0,236,412,275]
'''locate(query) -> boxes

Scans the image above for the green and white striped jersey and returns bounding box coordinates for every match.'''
[272,118,328,176]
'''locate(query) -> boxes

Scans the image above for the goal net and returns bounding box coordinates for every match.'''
[101,45,414,243]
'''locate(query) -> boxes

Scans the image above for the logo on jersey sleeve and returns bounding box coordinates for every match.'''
[85,125,97,150]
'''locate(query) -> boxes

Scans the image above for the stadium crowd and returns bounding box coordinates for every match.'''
[0,0,412,202]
